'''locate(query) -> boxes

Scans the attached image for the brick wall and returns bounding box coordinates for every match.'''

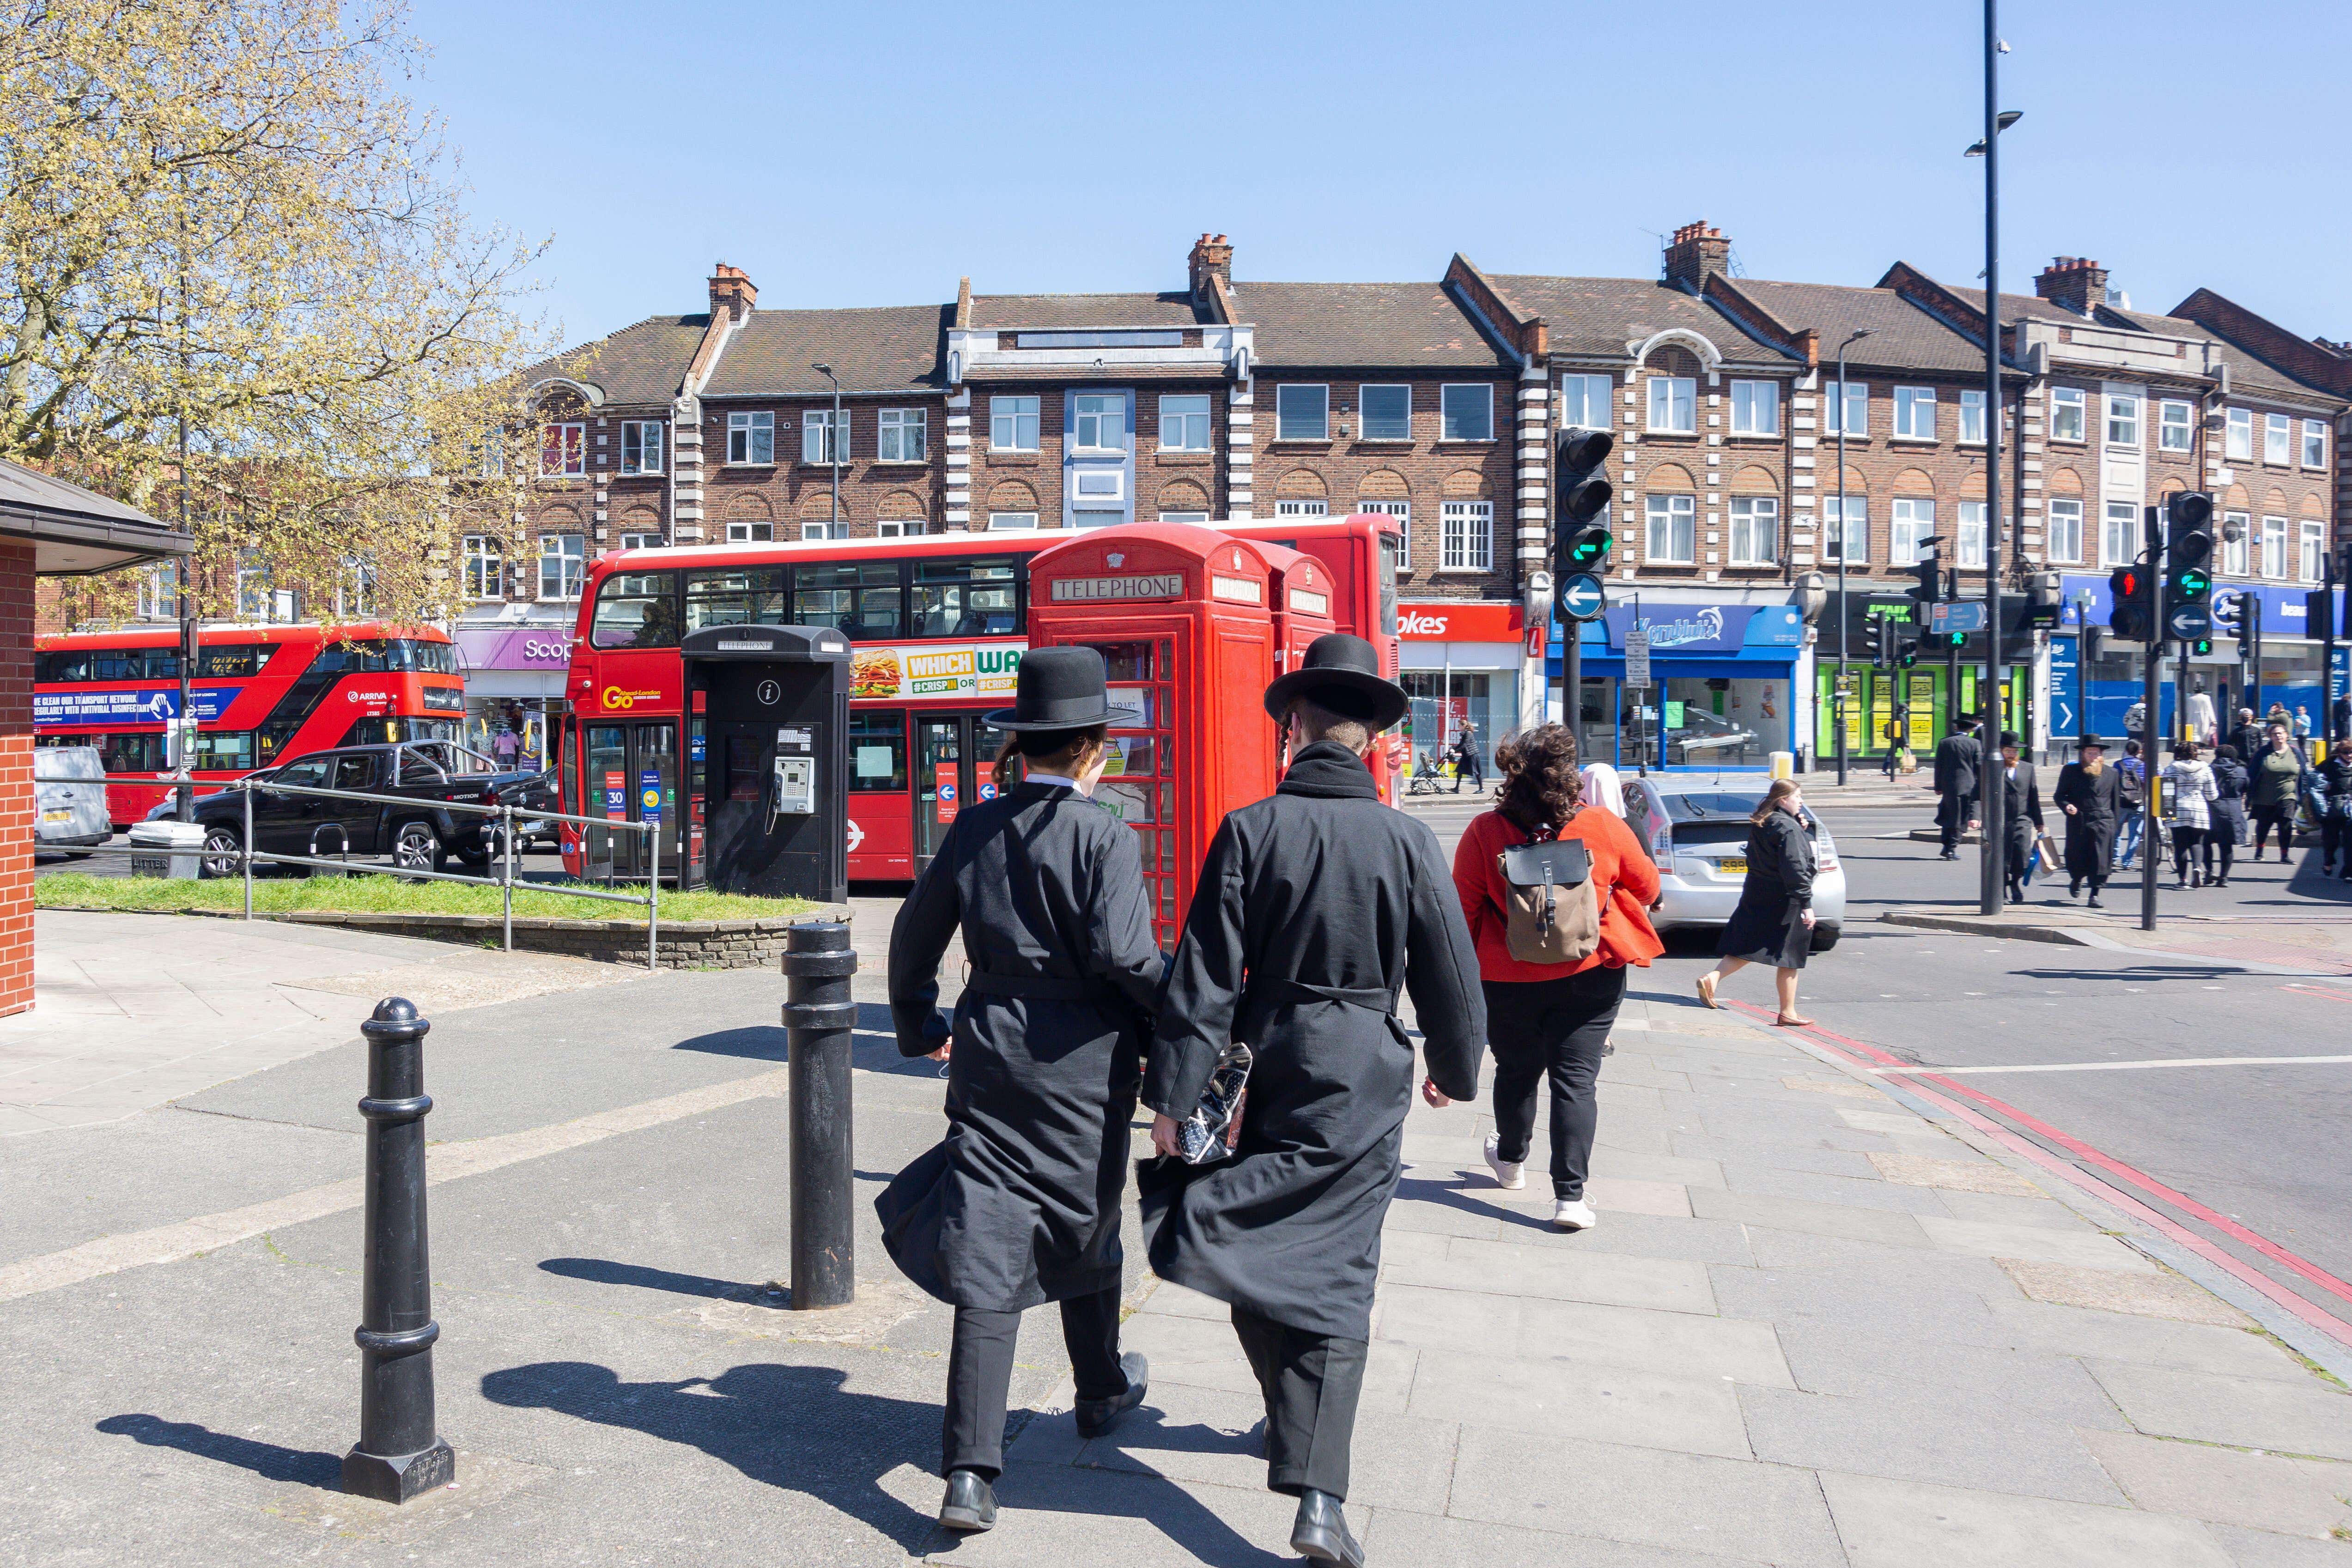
[701,396,950,540]
[0,537,36,1015]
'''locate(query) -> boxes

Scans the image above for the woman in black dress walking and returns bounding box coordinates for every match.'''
[1694,779,1817,1027]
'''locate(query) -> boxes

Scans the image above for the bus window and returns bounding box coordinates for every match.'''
[686,565,788,632]
[190,730,257,772]
[197,644,265,678]
[87,733,168,772]
[1377,532,1400,638]
[848,711,908,791]
[383,639,461,674]
[794,563,901,638]
[591,569,680,648]
[911,559,1020,638]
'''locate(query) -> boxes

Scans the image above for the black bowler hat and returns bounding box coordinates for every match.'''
[1263,632,1410,731]
[985,646,1141,732]
[2079,733,2108,751]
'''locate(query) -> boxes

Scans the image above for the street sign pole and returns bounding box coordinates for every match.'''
[2142,508,2164,933]
[1562,614,1580,754]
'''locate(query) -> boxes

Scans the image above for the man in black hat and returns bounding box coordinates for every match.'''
[1931,711,1982,860]
[2054,734,2122,906]
[878,646,1166,1536]
[1141,632,1483,1568]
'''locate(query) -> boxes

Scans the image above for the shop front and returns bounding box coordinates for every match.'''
[1549,600,1805,772]
[453,622,572,772]
[1398,601,1524,776]
[2060,577,2345,743]
[1811,596,2029,762]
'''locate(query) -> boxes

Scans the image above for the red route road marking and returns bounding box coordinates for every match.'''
[1720,999,2352,1346]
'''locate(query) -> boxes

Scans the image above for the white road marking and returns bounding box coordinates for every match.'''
[1872,1055,2352,1076]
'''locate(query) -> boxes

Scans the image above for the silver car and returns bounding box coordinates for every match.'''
[1621,775,1848,952]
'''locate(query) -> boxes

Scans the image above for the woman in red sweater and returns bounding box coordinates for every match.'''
[1451,726,1662,1231]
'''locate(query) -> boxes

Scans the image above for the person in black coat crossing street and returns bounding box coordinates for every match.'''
[1142,633,1483,1568]
[1994,730,2045,904]
[878,647,1167,1537]
[2054,735,2123,906]
[1932,715,1981,859]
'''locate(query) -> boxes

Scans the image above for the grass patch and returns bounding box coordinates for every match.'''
[36,872,813,924]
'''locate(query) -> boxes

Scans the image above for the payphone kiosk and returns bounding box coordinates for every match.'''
[1025,522,1283,947]
[680,624,851,903]
[1253,542,1339,776]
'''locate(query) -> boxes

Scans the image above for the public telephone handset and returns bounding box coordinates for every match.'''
[769,751,816,832]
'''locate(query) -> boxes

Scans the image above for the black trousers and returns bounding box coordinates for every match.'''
[2171,824,2205,881]
[2201,827,2237,881]
[1232,1306,1367,1501]
[1484,966,1628,1200]
[2251,807,2296,856]
[1936,793,1974,852]
[943,1287,1126,1480]
[2325,816,2352,875]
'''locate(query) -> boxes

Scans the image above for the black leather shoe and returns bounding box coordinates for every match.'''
[1291,1489,1364,1568]
[1939,850,1960,861]
[939,1469,997,1533]
[1075,1352,1149,1439]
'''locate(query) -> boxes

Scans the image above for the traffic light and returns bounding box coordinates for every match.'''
[1940,630,1967,649]
[1865,614,1890,669]
[2109,564,2154,642]
[2191,636,2214,656]
[1553,429,1616,583]
[2161,491,2215,630]
[1907,551,1942,606]
[1897,638,1920,669]
[2083,623,2108,664]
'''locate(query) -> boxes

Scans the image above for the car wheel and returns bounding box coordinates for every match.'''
[1810,924,1842,953]
[199,827,243,879]
[391,821,443,874]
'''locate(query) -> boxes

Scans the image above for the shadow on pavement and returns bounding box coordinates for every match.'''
[2012,964,2254,982]
[95,1413,341,1488]
[674,1004,945,1076]
[1394,1174,1550,1233]
[538,1257,783,1304]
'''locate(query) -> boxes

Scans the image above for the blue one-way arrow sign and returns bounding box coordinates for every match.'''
[1559,571,1608,622]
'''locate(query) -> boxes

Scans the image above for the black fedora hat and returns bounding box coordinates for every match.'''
[985,645,1141,732]
[1263,632,1410,731]
[2078,733,2109,750]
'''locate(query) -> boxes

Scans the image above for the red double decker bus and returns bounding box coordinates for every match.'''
[555,514,1399,883]
[34,622,466,824]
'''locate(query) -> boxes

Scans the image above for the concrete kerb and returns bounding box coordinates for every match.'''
[1879,908,2352,977]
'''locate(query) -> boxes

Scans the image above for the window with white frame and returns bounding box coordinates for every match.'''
[2225,407,2253,461]
[1558,374,1612,431]
[1645,376,1696,434]
[725,519,773,543]
[986,512,1039,532]
[463,535,501,599]
[1157,511,1209,524]
[2105,392,2140,447]
[538,533,585,600]
[1820,495,1866,563]
[877,408,926,462]
[2100,500,2135,566]
[2047,498,2085,564]
[619,531,662,551]
[2302,521,2324,583]
[335,557,377,617]
[1958,388,1986,444]
[1071,393,1126,451]
[2262,515,2288,578]
[234,551,277,620]
[2266,413,2291,464]
[990,395,1040,452]
[619,420,664,475]
[541,421,584,476]
[1890,497,1934,564]
[1440,500,1492,569]
[1957,500,1987,567]
[802,516,849,542]
[877,517,925,538]
[1729,380,1779,436]
[1355,499,1410,569]
[2158,400,2193,453]
[2222,512,2250,577]
[1158,394,1212,451]
[1274,498,1329,518]
[2305,419,2329,468]
[1275,384,1329,441]
[1358,384,1410,441]
[1824,379,1868,438]
[1892,386,1937,440]
[1440,383,1494,441]
[136,563,179,620]
[803,408,848,464]
[2049,386,2086,442]
[726,411,774,465]
[1727,496,1778,565]
[1644,493,1696,562]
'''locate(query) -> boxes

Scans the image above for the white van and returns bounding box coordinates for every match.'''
[34,745,111,853]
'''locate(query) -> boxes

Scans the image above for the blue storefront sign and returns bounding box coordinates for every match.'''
[1544,601,1805,770]
[2049,637,2080,735]
[32,686,238,727]
[1548,602,1805,675]
[2060,574,2336,640]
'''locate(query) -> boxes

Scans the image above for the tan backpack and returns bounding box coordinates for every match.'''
[1497,827,1603,965]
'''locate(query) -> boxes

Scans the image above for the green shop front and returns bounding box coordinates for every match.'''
[1812,597,2028,761]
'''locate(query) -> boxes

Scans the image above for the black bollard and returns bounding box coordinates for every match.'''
[780,922,859,1309]
[342,997,456,1503]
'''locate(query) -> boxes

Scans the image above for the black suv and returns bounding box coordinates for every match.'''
[155,741,557,877]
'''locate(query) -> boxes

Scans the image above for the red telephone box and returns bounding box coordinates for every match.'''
[1252,541,1341,784]
[1027,523,1282,947]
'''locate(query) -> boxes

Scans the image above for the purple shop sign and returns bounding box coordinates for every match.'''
[455,628,574,671]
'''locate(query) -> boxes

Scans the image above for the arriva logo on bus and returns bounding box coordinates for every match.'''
[601,686,664,711]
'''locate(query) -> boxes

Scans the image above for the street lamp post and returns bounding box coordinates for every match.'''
[1964,11,2020,917]
[1832,329,1872,787]
[812,362,843,537]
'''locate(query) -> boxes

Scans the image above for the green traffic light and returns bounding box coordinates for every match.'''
[2176,565,2212,598]
[1568,534,1610,566]
[1945,632,1966,647]
[2193,637,2214,656]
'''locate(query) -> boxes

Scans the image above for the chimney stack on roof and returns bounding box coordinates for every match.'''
[1663,222,1731,290]
[1188,233,1234,304]
[708,262,757,323]
[2035,256,2108,316]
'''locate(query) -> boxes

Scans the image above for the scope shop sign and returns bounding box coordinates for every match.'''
[34,686,239,726]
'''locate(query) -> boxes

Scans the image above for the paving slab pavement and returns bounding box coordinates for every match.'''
[1,909,2350,1564]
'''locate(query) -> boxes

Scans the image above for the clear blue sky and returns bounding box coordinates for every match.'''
[405,0,2351,352]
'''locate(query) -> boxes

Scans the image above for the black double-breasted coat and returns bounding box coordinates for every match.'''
[2054,760,2122,879]
[1138,742,1484,1343]
[1716,808,1816,969]
[877,780,1166,1312]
